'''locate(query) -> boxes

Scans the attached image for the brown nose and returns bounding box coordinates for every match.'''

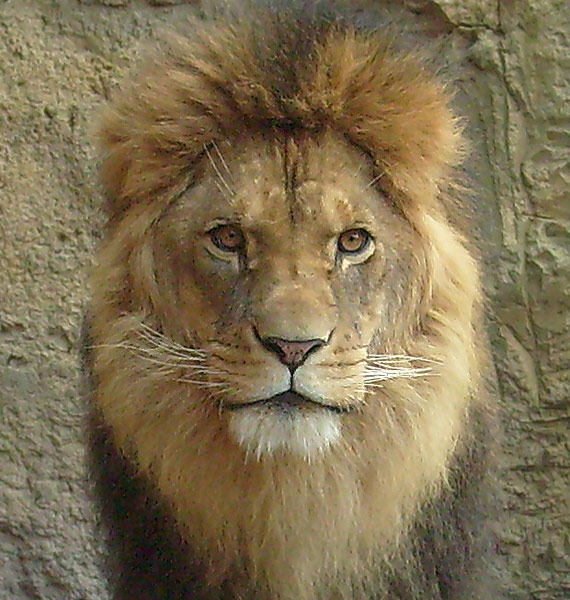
[259,336,325,370]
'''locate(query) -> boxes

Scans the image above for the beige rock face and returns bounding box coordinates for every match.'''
[1,0,568,598]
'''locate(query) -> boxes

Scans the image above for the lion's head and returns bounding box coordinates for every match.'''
[88,6,485,598]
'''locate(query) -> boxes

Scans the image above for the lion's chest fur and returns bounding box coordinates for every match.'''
[87,389,496,600]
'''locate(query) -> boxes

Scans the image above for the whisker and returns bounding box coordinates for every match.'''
[363,352,441,385]
[362,369,435,384]
[366,364,430,373]
[177,378,229,388]
[212,140,233,181]
[136,323,193,349]
[99,341,204,362]
[364,365,433,373]
[135,330,188,354]
[94,342,206,368]
[147,331,205,357]
[367,353,442,365]
[205,144,234,199]
[366,172,385,189]
[136,324,207,360]
[213,179,233,202]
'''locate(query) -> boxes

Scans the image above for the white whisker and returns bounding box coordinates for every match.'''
[137,323,207,360]
[205,144,234,199]
[366,172,385,189]
[94,342,205,366]
[212,140,233,181]
[363,352,439,386]
[92,321,229,391]
[213,179,233,202]
[177,378,228,388]
[367,353,442,365]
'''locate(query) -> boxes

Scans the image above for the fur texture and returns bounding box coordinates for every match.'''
[85,2,500,599]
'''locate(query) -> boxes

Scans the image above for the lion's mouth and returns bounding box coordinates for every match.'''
[225,391,351,414]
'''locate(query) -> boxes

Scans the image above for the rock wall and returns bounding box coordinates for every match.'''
[0,1,568,598]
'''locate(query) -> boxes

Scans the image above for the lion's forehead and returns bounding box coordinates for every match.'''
[200,132,379,235]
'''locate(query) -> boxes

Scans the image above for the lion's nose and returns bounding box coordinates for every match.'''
[258,336,325,370]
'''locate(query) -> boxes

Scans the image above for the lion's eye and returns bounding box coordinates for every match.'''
[209,224,245,253]
[337,229,371,254]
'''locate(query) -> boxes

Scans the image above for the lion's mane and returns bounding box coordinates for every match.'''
[84,2,500,599]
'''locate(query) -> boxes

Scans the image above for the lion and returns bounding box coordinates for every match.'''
[83,2,500,599]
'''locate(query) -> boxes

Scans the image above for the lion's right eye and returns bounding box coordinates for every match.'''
[209,224,245,253]
[337,228,371,254]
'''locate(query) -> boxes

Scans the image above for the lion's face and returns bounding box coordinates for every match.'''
[146,130,423,457]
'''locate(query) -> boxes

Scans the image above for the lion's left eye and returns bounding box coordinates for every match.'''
[209,224,245,253]
[337,229,371,254]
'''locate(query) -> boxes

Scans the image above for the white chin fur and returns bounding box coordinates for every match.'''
[228,407,341,460]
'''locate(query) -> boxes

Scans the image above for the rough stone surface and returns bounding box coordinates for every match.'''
[0,0,568,598]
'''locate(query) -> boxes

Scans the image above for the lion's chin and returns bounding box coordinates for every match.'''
[227,395,342,460]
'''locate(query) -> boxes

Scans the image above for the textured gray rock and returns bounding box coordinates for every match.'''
[0,0,568,598]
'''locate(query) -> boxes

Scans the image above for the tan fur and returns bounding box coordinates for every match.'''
[89,13,486,600]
